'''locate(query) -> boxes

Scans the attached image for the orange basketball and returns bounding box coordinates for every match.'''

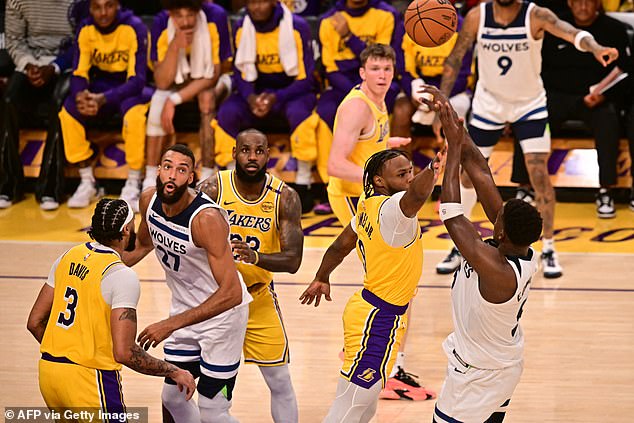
[404,0,458,47]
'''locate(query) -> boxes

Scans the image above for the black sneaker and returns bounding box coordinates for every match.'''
[436,247,461,274]
[595,190,616,219]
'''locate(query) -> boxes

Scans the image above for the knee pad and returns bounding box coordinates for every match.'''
[197,374,237,401]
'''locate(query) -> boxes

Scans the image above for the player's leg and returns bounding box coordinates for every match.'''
[512,118,562,278]
[144,89,172,191]
[285,93,319,213]
[198,306,249,422]
[324,377,382,423]
[328,195,360,227]
[213,93,256,169]
[244,284,298,422]
[162,333,203,423]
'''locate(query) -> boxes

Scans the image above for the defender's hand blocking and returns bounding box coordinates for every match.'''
[299,280,331,307]
[417,85,464,147]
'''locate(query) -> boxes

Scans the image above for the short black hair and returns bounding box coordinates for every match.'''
[362,149,409,197]
[360,44,396,67]
[88,199,130,246]
[503,199,543,247]
[236,129,268,146]
[165,143,196,168]
[161,0,203,11]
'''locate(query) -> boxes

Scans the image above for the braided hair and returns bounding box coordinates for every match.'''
[503,199,543,247]
[87,199,131,246]
[362,149,410,197]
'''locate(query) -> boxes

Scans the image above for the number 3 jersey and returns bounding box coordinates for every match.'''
[216,170,284,289]
[445,245,538,370]
[147,191,251,324]
[475,1,544,104]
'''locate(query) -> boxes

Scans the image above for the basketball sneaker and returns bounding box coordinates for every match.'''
[541,250,562,279]
[629,194,634,212]
[379,367,436,401]
[595,189,615,219]
[68,180,98,208]
[436,247,461,274]
[314,202,333,215]
[40,196,59,211]
[515,187,536,206]
[120,178,141,213]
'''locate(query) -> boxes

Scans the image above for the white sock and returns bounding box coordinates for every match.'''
[127,169,142,181]
[460,183,477,219]
[295,160,312,186]
[200,166,215,182]
[199,390,238,423]
[259,365,298,423]
[79,166,95,184]
[389,352,406,378]
[542,238,554,253]
[324,378,381,423]
[162,383,200,423]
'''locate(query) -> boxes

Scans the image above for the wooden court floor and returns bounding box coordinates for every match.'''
[1,198,633,422]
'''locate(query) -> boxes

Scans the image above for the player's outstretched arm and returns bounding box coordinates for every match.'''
[398,151,444,218]
[111,307,196,400]
[439,6,479,98]
[137,209,243,349]
[27,284,54,343]
[300,224,357,307]
[233,185,304,273]
[328,99,372,183]
[122,189,156,266]
[533,6,618,67]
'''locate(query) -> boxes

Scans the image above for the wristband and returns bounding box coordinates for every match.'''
[253,250,259,265]
[574,31,594,52]
[439,202,464,222]
[169,92,183,105]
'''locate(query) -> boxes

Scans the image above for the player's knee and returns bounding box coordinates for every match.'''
[161,383,188,409]
[198,374,237,401]
[260,365,293,396]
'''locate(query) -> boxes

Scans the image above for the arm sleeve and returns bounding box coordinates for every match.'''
[378,192,419,248]
[104,21,148,104]
[46,255,64,288]
[101,265,141,309]
[276,19,315,104]
[350,215,357,234]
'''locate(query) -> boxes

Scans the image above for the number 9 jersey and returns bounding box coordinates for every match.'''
[217,170,284,289]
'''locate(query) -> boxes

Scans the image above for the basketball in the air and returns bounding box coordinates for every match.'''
[404,0,458,47]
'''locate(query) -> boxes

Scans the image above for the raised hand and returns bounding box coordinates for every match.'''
[299,280,331,307]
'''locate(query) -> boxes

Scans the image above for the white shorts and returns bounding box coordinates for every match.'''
[146,89,174,137]
[470,85,548,130]
[434,348,523,423]
[163,305,249,379]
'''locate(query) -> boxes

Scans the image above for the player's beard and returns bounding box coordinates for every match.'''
[125,230,137,252]
[236,163,267,184]
[156,176,189,204]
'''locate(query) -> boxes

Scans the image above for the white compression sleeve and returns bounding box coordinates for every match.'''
[199,390,238,423]
[323,378,381,423]
[259,365,298,423]
[162,383,201,423]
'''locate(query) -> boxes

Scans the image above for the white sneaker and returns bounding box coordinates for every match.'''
[0,195,12,209]
[595,190,616,219]
[68,181,97,208]
[515,187,536,206]
[40,196,59,211]
[120,179,140,213]
[541,250,562,279]
[436,247,462,274]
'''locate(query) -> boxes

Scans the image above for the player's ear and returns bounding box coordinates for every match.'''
[359,66,366,81]
[232,146,236,160]
[372,174,385,190]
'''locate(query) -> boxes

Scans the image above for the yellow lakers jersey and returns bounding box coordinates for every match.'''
[329,86,390,197]
[217,170,283,288]
[41,243,122,370]
[355,196,423,306]
[402,32,459,79]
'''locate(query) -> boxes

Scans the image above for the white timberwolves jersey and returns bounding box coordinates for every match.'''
[443,243,539,370]
[476,1,544,103]
[147,191,251,323]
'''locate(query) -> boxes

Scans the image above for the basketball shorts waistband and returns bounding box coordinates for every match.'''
[361,289,408,315]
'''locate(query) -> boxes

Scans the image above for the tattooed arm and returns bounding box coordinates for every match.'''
[197,172,219,203]
[111,307,196,399]
[439,6,479,98]
[532,6,618,66]
[231,185,304,273]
